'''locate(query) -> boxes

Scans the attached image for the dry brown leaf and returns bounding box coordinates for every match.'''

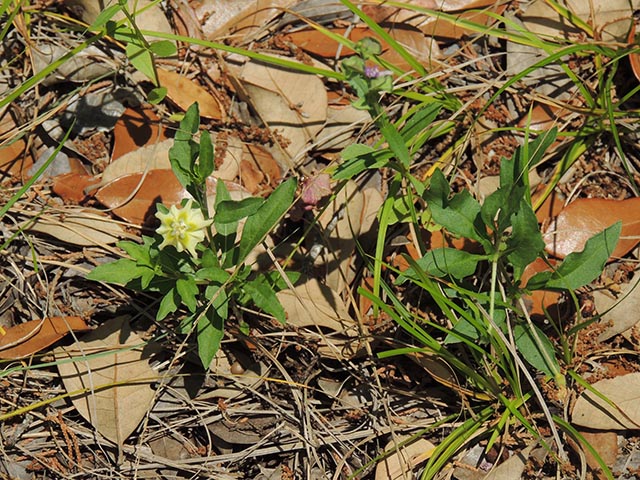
[95,169,250,226]
[516,102,573,133]
[315,181,363,294]
[363,0,505,39]
[55,316,158,445]
[24,207,131,246]
[533,188,565,225]
[409,351,491,400]
[95,169,189,225]
[0,110,32,179]
[52,172,101,203]
[286,25,439,69]
[375,437,435,480]
[112,106,170,160]
[156,68,225,120]
[520,257,562,321]
[64,0,174,39]
[543,197,640,260]
[238,143,282,194]
[0,317,90,360]
[483,445,535,480]
[31,43,115,85]
[100,138,173,186]
[519,0,639,42]
[195,0,296,40]
[593,273,640,342]
[276,279,362,359]
[630,22,640,82]
[572,372,640,430]
[230,56,327,166]
[315,103,370,151]
[574,429,618,474]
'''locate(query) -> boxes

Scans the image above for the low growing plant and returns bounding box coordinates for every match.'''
[334,35,621,478]
[88,103,297,367]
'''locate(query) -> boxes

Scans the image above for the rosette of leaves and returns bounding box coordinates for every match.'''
[88,104,297,366]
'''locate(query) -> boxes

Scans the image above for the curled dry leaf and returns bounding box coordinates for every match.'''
[52,172,101,203]
[520,257,562,321]
[95,169,189,225]
[314,183,382,294]
[519,0,639,42]
[99,138,173,186]
[238,143,282,194]
[64,0,174,39]
[95,169,251,226]
[315,103,370,151]
[276,278,363,360]
[572,372,640,430]
[31,43,115,86]
[0,316,90,360]
[195,0,296,40]
[0,110,32,178]
[54,316,159,445]
[23,207,132,246]
[363,0,505,40]
[285,25,440,70]
[543,197,640,260]
[375,437,435,480]
[156,68,225,120]
[483,445,536,480]
[229,55,327,166]
[630,20,640,82]
[112,106,170,161]
[593,273,640,342]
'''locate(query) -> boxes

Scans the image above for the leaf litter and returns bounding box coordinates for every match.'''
[2,0,640,478]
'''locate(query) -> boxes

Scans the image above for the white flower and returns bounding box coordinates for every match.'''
[155,199,212,258]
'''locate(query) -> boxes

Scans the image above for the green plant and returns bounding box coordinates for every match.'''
[369,130,620,477]
[333,36,621,475]
[88,103,297,367]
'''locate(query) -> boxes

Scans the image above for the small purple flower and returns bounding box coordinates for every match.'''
[364,65,392,79]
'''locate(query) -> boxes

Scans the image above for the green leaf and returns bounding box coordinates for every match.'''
[238,178,296,264]
[213,181,238,260]
[513,323,560,378]
[125,42,155,80]
[157,288,179,320]
[214,197,263,224]
[87,258,146,285]
[506,202,545,281]
[424,169,487,244]
[197,305,225,368]
[148,87,167,104]
[194,266,230,283]
[119,239,152,265]
[543,222,621,291]
[91,4,122,28]
[259,270,301,290]
[198,130,214,180]
[195,283,230,367]
[201,248,220,269]
[398,248,484,282]
[243,279,286,323]
[507,128,557,192]
[332,144,392,180]
[169,103,200,190]
[176,278,199,313]
[357,37,383,57]
[148,40,176,57]
[400,104,442,143]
